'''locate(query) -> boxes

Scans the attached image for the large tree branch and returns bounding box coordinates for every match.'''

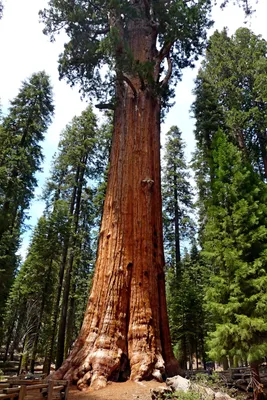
[154,41,174,82]
[157,41,174,64]
[160,55,172,87]
[123,75,137,98]
[95,103,115,110]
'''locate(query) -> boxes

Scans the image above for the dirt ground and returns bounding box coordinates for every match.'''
[68,380,167,400]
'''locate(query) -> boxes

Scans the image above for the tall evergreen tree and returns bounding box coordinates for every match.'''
[193,28,267,180]
[3,214,62,370]
[162,126,195,274]
[45,106,110,373]
[39,0,217,386]
[167,245,207,370]
[162,127,200,369]
[203,131,267,399]
[2,106,110,372]
[0,71,54,340]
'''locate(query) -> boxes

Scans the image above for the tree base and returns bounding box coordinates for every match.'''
[51,345,179,390]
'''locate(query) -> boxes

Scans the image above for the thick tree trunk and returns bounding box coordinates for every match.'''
[52,82,178,388]
[52,4,178,388]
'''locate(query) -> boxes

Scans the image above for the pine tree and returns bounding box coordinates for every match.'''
[166,244,207,370]
[43,106,110,373]
[162,126,195,274]
[2,213,61,366]
[2,106,110,372]
[193,28,267,179]
[0,71,54,340]
[203,131,267,398]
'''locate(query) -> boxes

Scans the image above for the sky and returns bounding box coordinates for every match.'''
[0,0,267,258]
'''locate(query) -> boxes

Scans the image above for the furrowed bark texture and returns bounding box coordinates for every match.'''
[52,3,178,389]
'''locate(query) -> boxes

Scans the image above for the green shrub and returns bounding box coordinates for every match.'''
[172,391,202,400]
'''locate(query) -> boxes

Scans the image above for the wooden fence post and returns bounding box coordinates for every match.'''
[18,386,26,400]
[47,381,53,400]
[64,381,69,400]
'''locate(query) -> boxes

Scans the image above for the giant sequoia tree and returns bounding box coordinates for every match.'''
[40,0,251,390]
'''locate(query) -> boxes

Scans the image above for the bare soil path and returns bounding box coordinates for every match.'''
[68,380,167,400]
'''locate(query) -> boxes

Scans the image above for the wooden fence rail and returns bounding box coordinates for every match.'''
[0,380,69,400]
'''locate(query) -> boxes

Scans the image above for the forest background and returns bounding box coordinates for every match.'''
[1,0,267,392]
[0,0,266,259]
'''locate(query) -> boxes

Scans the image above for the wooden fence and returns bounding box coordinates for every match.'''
[0,379,69,400]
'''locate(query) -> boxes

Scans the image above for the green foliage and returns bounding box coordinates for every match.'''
[193,372,221,387]
[172,390,201,400]
[162,126,195,269]
[202,131,267,364]
[153,389,201,400]
[193,28,267,180]
[40,0,213,104]
[166,245,207,369]
[42,106,110,367]
[1,105,111,370]
[0,71,54,341]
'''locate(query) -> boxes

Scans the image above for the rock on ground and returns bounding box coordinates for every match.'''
[162,375,236,400]
[166,375,190,392]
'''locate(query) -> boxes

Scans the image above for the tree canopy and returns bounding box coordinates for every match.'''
[40,0,213,105]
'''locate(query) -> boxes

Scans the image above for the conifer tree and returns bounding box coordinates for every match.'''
[166,245,207,370]
[2,106,110,372]
[40,0,257,388]
[0,71,54,341]
[2,214,58,362]
[162,126,195,273]
[39,0,217,385]
[193,28,267,179]
[203,131,267,398]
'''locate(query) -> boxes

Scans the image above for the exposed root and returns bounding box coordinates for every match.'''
[50,344,174,390]
[130,352,165,382]
[90,374,108,390]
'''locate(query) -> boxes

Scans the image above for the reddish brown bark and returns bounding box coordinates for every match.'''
[250,362,264,400]
[52,2,178,389]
